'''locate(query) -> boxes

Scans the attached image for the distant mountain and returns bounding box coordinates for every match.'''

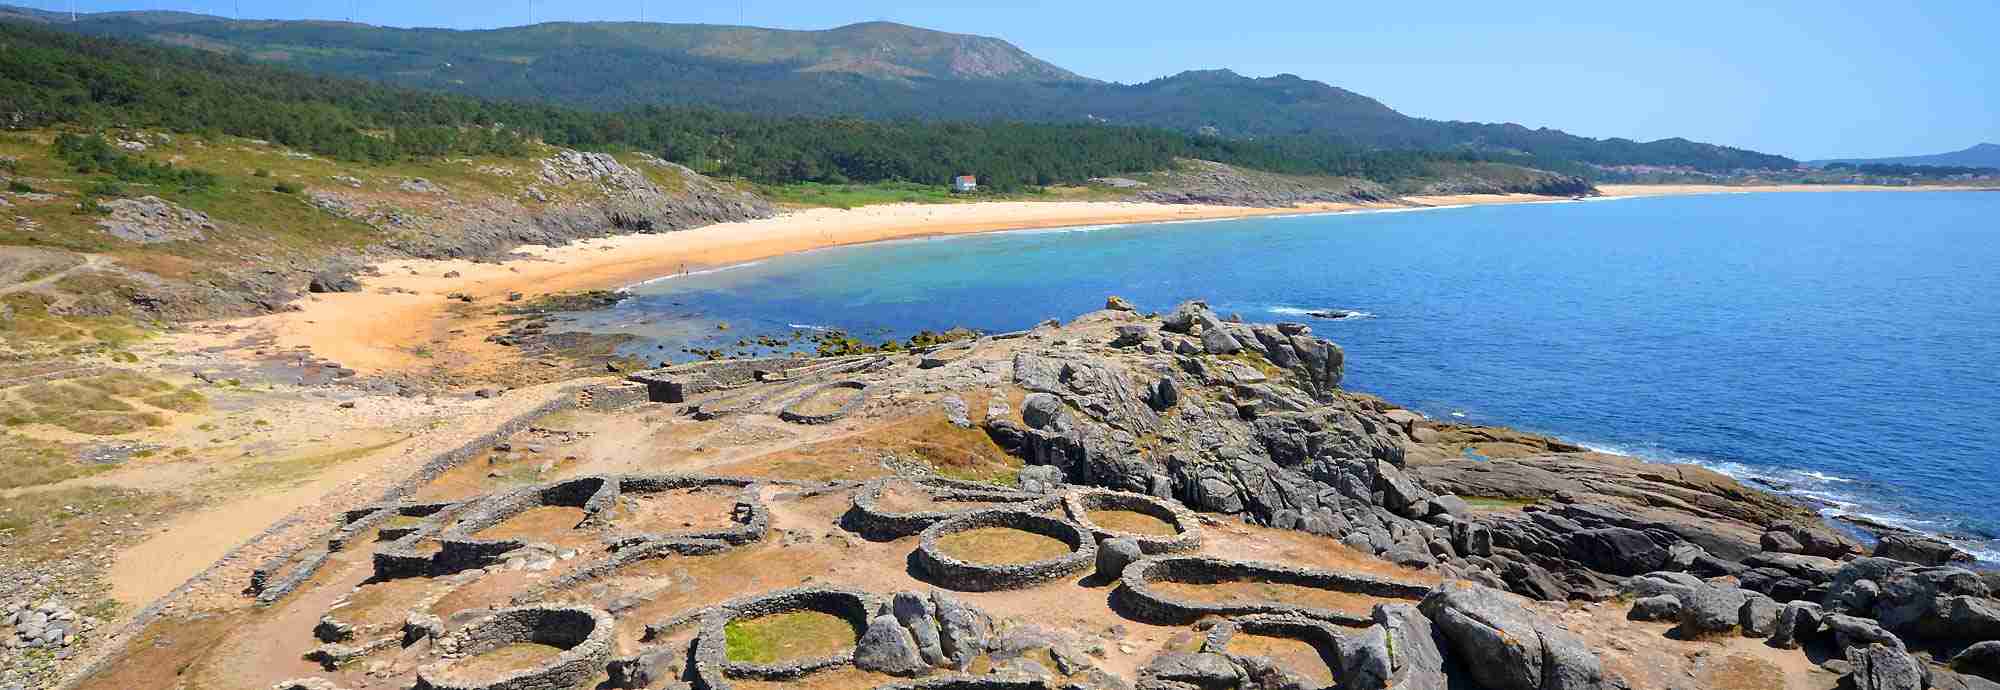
[1813,143,2000,169]
[4,5,1796,171]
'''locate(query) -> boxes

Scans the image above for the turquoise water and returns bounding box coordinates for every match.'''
[574,191,2000,560]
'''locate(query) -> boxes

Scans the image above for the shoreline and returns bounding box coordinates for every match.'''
[184,184,1993,376]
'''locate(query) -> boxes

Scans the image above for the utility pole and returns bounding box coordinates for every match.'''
[528,0,534,25]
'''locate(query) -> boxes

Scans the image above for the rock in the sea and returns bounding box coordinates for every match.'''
[1874,533,1974,566]
[1419,583,1605,690]
[855,614,927,676]
[1845,643,1928,690]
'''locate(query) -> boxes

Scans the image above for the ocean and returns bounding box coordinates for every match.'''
[565,191,2000,562]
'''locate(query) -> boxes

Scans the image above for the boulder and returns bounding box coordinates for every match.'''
[1845,643,1928,690]
[1569,528,1669,576]
[1769,601,1824,650]
[931,591,992,670]
[1874,533,1974,566]
[1162,301,1209,335]
[1763,521,1859,559]
[1018,465,1066,494]
[1111,325,1151,348]
[1021,393,1065,430]
[888,592,947,667]
[1627,595,1682,622]
[1677,584,1749,638]
[1954,641,2000,683]
[1419,583,1605,690]
[307,271,359,293]
[1739,594,1782,637]
[1825,614,1904,652]
[1097,537,1143,581]
[1106,296,1138,312]
[1341,603,1446,690]
[855,614,927,676]
[1201,327,1244,355]
[1144,652,1243,690]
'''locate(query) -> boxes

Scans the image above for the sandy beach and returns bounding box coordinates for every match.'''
[205,185,1988,376]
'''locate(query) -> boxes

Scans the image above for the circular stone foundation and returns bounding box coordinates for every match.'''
[779,381,868,425]
[1116,557,1432,626]
[415,605,612,690]
[1061,488,1202,554]
[914,510,1096,592]
[846,478,1061,540]
[690,587,878,690]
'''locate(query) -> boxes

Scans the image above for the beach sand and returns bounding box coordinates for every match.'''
[190,185,1986,377]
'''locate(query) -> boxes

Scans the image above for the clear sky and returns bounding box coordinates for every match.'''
[23,0,2000,160]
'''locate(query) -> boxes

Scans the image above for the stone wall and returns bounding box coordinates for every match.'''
[1115,556,1431,626]
[914,511,1096,592]
[415,605,613,690]
[1062,489,1204,555]
[844,479,1059,541]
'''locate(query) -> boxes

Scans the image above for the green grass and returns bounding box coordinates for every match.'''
[758,181,966,209]
[0,432,102,489]
[723,611,858,664]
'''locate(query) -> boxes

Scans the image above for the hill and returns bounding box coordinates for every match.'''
[1813,143,2000,169]
[9,6,1797,172]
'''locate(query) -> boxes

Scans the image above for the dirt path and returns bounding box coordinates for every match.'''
[0,252,106,297]
[100,381,581,610]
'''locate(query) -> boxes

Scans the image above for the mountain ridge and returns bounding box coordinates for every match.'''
[1812,142,2000,169]
[2,4,1798,171]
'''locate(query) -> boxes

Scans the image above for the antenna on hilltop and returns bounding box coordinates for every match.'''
[528,0,535,25]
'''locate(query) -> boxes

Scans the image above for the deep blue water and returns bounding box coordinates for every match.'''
[573,191,2000,560]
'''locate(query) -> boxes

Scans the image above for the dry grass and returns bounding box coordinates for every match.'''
[608,487,742,534]
[874,480,1016,513]
[789,386,862,417]
[725,611,859,664]
[1085,509,1177,536]
[1225,633,1336,686]
[471,506,592,546]
[935,527,1071,564]
[446,642,564,678]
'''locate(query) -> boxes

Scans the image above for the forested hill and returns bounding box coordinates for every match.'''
[7,5,1797,172]
[0,21,1579,192]
[1812,143,2000,169]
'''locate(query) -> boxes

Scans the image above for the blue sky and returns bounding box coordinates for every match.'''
[21,0,1999,160]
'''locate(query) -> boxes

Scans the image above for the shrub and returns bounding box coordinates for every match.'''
[75,197,108,215]
[253,168,271,178]
[84,180,127,198]
[6,180,31,193]
[272,180,301,194]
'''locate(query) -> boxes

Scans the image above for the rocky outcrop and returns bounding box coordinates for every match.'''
[1134,160,1392,207]
[1418,583,1606,690]
[95,195,214,244]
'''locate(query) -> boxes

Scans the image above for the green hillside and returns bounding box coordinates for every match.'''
[9,6,1797,172]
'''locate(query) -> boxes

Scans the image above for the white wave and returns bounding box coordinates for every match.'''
[620,259,767,290]
[1799,471,1854,483]
[1266,306,1377,320]
[786,323,833,332]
